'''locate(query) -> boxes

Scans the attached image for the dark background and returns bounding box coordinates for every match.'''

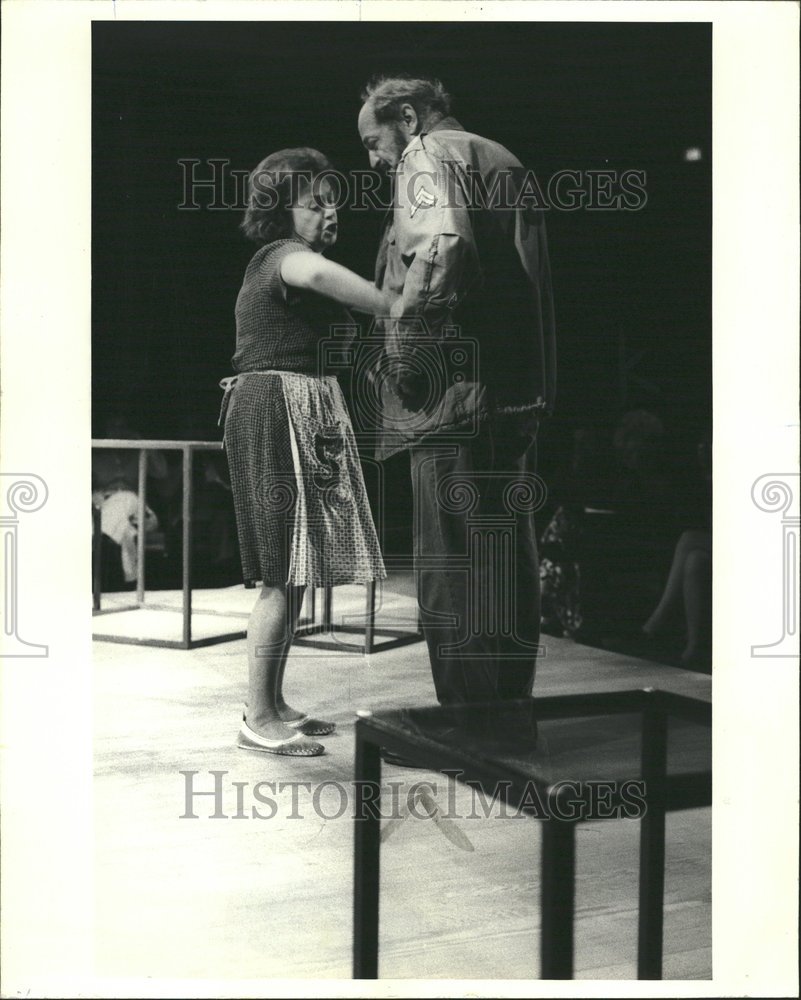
[93,19,711,569]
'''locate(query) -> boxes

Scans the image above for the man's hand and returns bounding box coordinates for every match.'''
[391,361,430,412]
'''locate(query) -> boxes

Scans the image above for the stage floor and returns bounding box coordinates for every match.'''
[93,572,711,982]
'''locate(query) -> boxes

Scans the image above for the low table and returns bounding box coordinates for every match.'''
[353,688,711,980]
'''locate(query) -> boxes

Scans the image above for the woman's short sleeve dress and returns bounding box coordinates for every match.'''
[221,238,386,588]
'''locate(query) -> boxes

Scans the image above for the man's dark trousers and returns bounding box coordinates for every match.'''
[409,415,542,705]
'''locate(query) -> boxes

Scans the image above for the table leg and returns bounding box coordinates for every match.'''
[540,817,576,979]
[323,585,333,632]
[638,709,667,979]
[353,730,381,979]
[136,449,147,604]
[182,446,193,649]
[364,581,376,655]
[92,505,102,611]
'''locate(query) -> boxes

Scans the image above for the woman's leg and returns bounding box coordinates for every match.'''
[643,530,709,636]
[274,585,308,723]
[246,583,307,741]
[681,545,712,666]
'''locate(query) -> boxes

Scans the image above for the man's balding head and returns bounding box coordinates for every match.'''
[358,75,452,172]
[361,75,452,128]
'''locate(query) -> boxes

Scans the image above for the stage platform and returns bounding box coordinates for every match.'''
[93,572,711,981]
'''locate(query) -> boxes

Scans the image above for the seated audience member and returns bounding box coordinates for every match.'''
[642,429,712,670]
[140,413,238,585]
[92,413,168,585]
[158,443,240,586]
[539,410,673,640]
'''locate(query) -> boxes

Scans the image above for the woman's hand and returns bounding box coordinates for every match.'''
[379,289,399,317]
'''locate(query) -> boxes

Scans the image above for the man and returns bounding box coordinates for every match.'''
[357,75,556,712]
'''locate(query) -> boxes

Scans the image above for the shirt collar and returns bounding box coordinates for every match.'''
[422,116,465,135]
[399,116,465,162]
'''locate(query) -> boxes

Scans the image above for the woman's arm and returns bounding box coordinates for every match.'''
[280,251,391,316]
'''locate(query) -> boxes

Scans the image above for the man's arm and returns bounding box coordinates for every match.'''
[387,142,481,408]
[391,141,479,331]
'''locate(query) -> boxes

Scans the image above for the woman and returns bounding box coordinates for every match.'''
[642,432,712,670]
[641,528,712,668]
[220,148,388,757]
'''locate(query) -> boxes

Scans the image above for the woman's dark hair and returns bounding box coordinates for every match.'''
[360,75,452,127]
[240,147,334,246]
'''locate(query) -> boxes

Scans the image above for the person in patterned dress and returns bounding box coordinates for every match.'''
[221,148,389,757]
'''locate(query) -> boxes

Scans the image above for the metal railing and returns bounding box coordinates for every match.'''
[92,439,246,649]
[92,438,424,654]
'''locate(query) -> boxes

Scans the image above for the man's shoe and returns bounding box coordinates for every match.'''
[380,748,428,769]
